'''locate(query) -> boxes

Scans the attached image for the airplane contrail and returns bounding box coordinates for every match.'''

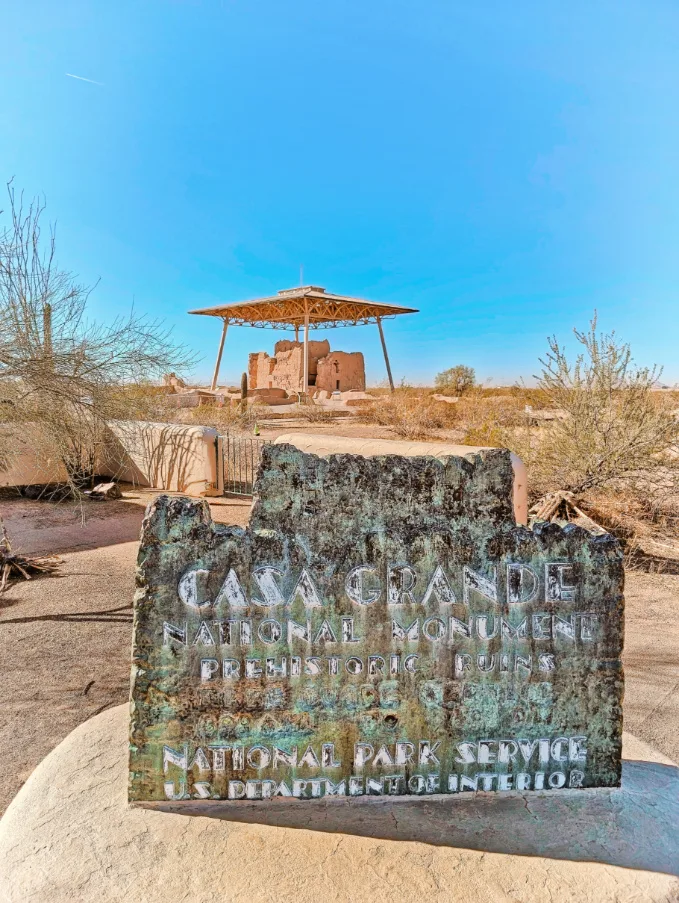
[66,73,104,86]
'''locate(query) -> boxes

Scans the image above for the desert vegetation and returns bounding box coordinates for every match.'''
[434,363,476,396]
[354,322,679,567]
[510,319,679,564]
[358,387,455,440]
[511,318,679,496]
[0,181,193,496]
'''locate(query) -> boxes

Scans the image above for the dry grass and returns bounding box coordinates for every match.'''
[456,389,528,446]
[168,400,268,433]
[359,385,541,442]
[576,482,679,573]
[298,403,348,424]
[359,389,456,440]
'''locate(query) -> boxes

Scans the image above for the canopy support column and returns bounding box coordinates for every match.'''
[211,319,229,391]
[302,305,310,395]
[294,325,299,342]
[376,315,395,393]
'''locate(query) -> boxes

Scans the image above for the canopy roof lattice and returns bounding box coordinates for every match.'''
[189,286,418,392]
[189,286,418,329]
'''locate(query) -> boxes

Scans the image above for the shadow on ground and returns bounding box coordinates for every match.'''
[141,758,679,877]
[0,488,251,555]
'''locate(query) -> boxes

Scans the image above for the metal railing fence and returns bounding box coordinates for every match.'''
[216,433,271,496]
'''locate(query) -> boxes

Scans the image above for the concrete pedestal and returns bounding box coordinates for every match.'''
[0,705,677,903]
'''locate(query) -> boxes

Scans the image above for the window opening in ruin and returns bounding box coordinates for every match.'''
[336,379,340,390]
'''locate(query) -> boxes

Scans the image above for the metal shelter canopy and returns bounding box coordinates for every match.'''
[189,286,418,392]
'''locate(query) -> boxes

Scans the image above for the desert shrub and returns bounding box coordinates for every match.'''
[368,390,455,440]
[434,365,476,396]
[171,401,267,433]
[298,400,345,423]
[515,386,552,408]
[350,398,380,418]
[457,389,527,446]
[365,387,390,397]
[509,317,679,500]
[366,380,436,397]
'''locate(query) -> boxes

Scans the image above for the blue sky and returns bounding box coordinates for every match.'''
[2,1,678,386]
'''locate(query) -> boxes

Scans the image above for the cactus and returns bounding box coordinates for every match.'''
[240,372,248,412]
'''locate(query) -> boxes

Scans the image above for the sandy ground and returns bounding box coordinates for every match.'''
[0,489,677,815]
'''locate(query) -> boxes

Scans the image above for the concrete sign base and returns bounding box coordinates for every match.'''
[1,705,677,903]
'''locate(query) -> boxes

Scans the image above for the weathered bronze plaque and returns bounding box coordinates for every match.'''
[129,445,624,803]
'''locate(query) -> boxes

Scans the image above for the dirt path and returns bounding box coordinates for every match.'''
[622,571,679,758]
[0,541,137,813]
[0,492,677,814]
[0,488,251,555]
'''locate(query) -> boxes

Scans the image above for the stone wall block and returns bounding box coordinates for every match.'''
[130,445,625,802]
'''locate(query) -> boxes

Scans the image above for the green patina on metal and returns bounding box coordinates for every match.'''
[129,445,624,802]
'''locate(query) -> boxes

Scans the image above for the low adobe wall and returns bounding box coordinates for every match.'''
[0,421,219,497]
[0,424,69,488]
[99,421,219,496]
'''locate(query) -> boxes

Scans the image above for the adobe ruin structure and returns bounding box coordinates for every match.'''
[248,339,365,395]
[188,285,417,394]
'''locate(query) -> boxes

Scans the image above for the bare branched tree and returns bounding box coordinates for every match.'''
[512,315,679,498]
[0,180,196,494]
